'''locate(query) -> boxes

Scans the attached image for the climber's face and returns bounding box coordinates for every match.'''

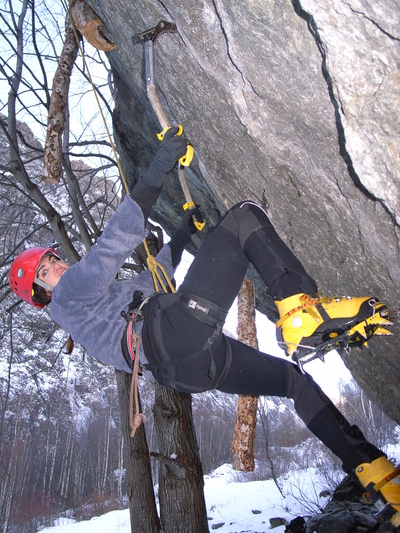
[36,254,69,290]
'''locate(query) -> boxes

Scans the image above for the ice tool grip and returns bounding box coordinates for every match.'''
[157,125,194,167]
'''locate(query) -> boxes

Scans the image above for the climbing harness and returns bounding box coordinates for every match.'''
[134,20,205,232]
[141,292,232,392]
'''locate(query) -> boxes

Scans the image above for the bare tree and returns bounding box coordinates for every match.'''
[116,371,161,533]
[0,4,211,533]
[0,3,128,531]
[337,379,397,451]
[153,386,209,533]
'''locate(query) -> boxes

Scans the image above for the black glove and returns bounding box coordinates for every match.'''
[130,127,188,220]
[151,127,188,176]
[169,207,204,268]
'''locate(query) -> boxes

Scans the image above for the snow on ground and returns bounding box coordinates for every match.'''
[39,464,334,533]
[39,439,400,533]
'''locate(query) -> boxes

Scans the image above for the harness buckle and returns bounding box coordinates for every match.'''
[121,308,144,324]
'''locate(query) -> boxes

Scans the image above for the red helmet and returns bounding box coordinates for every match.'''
[9,247,59,308]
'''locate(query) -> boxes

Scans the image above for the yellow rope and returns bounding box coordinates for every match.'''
[143,239,176,294]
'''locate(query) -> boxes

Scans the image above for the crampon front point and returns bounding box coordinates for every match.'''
[276,295,392,372]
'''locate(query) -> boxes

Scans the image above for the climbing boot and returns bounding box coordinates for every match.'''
[275,293,391,359]
[355,456,400,527]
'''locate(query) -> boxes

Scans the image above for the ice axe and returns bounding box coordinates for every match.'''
[134,21,205,231]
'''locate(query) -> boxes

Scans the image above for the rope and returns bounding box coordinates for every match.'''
[143,239,176,294]
[128,330,146,437]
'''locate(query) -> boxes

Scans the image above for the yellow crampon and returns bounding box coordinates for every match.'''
[275,293,392,358]
[356,456,400,527]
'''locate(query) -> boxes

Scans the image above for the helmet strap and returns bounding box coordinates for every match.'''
[33,277,54,292]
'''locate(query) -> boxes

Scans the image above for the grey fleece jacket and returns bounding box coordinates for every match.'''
[49,195,176,373]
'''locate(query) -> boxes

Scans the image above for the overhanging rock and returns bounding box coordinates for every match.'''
[85,0,400,423]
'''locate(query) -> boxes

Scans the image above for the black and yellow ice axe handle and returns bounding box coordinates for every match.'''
[157,125,194,167]
[134,21,205,232]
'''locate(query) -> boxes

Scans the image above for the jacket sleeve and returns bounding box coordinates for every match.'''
[58,195,148,305]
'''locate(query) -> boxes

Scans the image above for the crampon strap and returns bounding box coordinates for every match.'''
[276,294,324,330]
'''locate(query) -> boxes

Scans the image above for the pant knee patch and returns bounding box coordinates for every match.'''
[220,201,270,249]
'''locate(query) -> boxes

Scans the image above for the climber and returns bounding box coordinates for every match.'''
[9,127,398,526]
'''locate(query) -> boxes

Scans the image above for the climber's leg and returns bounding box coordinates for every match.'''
[224,203,391,358]
[180,200,315,313]
[304,393,399,527]
[217,336,383,470]
[217,336,399,526]
[180,201,391,356]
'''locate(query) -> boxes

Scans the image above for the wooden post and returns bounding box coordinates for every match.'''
[231,278,259,472]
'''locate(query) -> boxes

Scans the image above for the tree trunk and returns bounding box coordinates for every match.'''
[231,278,259,472]
[115,370,160,533]
[153,384,209,533]
[43,18,79,184]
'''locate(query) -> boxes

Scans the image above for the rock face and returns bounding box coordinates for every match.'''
[86,0,399,423]
[305,475,398,532]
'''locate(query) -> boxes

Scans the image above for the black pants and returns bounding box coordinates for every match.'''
[147,202,324,418]
[144,201,379,471]
[180,200,317,305]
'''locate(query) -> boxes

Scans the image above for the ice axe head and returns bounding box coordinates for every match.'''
[133,21,177,128]
[134,20,177,44]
